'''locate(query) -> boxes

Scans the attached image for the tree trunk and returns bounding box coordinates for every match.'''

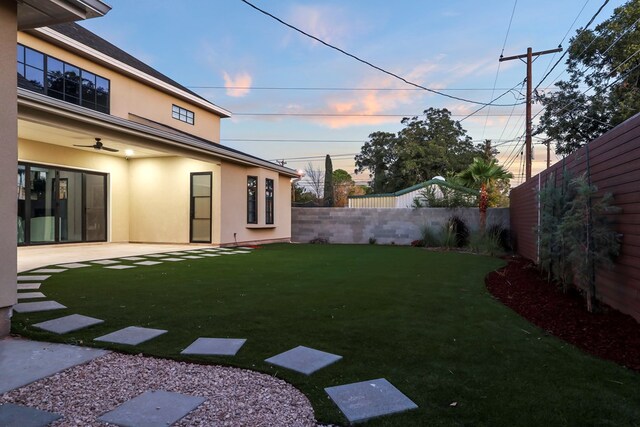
[479,183,488,232]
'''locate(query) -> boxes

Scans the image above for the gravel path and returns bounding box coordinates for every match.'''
[0,352,318,426]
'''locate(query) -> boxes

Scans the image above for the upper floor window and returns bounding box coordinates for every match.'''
[265,178,274,225]
[17,44,110,114]
[247,176,258,224]
[172,104,194,125]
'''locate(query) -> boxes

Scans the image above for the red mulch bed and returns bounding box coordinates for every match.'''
[486,255,640,371]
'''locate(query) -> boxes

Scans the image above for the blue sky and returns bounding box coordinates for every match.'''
[81,0,626,187]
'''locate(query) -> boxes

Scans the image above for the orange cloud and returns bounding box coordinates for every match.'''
[223,72,252,97]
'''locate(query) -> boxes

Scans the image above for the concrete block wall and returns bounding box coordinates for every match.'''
[292,207,510,245]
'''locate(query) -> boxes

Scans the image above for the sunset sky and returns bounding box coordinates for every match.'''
[81,0,625,188]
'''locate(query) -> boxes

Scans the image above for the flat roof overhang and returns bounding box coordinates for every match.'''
[17,0,111,30]
[17,89,299,177]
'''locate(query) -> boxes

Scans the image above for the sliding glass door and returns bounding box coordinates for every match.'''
[17,163,107,245]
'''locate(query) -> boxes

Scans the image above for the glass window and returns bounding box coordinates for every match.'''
[190,173,212,243]
[18,44,110,113]
[265,178,274,225]
[247,176,258,224]
[172,104,195,125]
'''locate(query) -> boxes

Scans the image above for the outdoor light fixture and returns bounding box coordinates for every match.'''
[124,149,134,158]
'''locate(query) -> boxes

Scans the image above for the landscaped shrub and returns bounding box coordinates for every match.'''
[368,237,377,245]
[309,237,329,244]
[411,239,425,247]
[447,216,469,247]
[469,230,505,256]
[486,224,511,251]
[420,225,443,248]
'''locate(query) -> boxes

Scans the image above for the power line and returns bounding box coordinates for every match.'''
[239,0,522,107]
[189,85,533,92]
[534,0,611,91]
[232,112,529,118]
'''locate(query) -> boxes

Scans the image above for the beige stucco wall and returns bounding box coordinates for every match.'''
[18,139,130,242]
[220,162,292,245]
[0,1,17,335]
[17,32,221,142]
[128,157,221,243]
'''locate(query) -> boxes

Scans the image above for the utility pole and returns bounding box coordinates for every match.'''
[500,46,562,181]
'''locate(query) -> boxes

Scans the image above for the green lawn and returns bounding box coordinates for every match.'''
[12,244,640,426]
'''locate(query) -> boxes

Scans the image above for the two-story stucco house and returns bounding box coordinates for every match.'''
[1,0,297,336]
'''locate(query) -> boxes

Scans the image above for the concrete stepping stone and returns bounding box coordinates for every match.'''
[200,253,220,257]
[162,257,186,262]
[166,252,188,255]
[13,301,66,313]
[17,275,50,281]
[30,268,67,274]
[120,256,147,261]
[104,265,137,270]
[202,249,220,252]
[181,337,246,356]
[325,378,418,423]
[56,262,91,269]
[217,251,237,255]
[236,246,254,250]
[17,292,45,300]
[233,250,251,254]
[0,340,107,394]
[215,247,232,251]
[145,254,168,258]
[135,261,163,266]
[265,345,342,375]
[0,403,62,426]
[94,326,167,346]
[182,255,204,259]
[92,259,120,265]
[98,390,205,427]
[33,314,104,334]
[17,283,41,290]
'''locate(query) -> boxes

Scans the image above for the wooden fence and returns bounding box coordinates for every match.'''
[510,112,640,321]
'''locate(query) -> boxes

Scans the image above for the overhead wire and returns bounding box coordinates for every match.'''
[238,0,522,107]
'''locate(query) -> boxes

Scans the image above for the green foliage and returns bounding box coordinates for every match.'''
[355,108,484,193]
[416,183,477,208]
[458,157,513,231]
[538,1,640,155]
[368,237,377,245]
[559,175,621,311]
[323,155,334,207]
[420,225,444,248]
[419,216,470,249]
[469,229,506,257]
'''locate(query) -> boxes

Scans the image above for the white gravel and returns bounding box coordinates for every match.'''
[0,352,318,426]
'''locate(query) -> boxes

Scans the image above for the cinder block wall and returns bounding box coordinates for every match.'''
[292,207,510,245]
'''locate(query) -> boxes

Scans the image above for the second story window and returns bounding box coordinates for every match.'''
[172,104,195,125]
[17,44,110,114]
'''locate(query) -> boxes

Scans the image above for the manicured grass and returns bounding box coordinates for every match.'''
[12,244,640,426]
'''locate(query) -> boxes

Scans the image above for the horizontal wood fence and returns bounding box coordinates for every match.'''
[510,112,640,321]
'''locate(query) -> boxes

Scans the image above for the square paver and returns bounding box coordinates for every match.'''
[145,254,168,258]
[33,314,104,334]
[92,260,120,265]
[17,283,41,290]
[0,340,107,394]
[181,255,204,259]
[265,345,342,375]
[104,265,137,270]
[120,256,147,261]
[17,292,46,300]
[200,254,220,257]
[325,378,418,423]
[162,257,186,262]
[233,250,251,254]
[166,252,187,255]
[236,247,254,250]
[215,247,232,251]
[13,301,66,313]
[181,338,246,356]
[217,251,237,255]
[97,390,205,427]
[135,261,163,266]
[29,268,67,274]
[94,326,167,346]
[0,403,62,427]
[202,249,220,252]
[17,275,50,281]
[56,263,91,269]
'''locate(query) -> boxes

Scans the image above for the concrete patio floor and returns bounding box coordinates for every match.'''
[18,243,215,272]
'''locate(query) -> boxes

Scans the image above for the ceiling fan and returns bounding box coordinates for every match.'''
[74,137,119,152]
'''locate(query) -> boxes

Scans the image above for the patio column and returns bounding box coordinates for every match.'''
[0,1,17,337]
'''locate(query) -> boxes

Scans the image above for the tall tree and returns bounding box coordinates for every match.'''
[537,0,640,155]
[332,169,355,207]
[323,155,334,207]
[458,158,513,232]
[303,162,323,204]
[355,108,482,192]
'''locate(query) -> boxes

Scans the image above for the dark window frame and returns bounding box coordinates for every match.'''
[247,176,258,224]
[172,104,195,125]
[17,43,110,114]
[190,172,212,243]
[265,178,274,225]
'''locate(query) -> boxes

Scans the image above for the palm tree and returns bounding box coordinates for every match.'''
[458,158,513,232]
